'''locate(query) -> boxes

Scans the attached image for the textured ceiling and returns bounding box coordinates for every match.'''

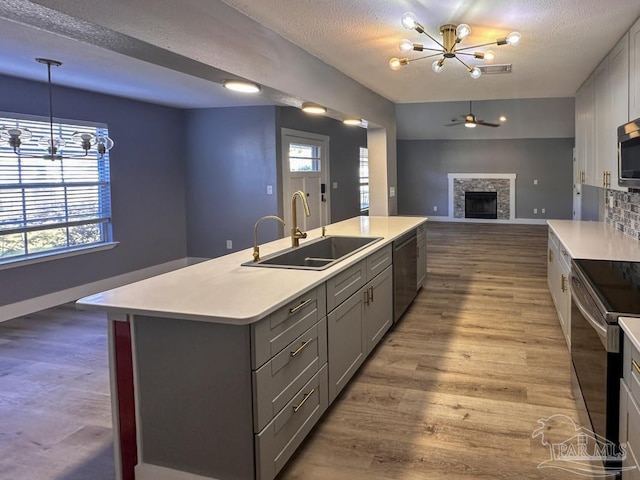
[0,0,639,110]
[221,0,640,102]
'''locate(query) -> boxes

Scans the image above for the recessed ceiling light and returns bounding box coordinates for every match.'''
[223,80,261,93]
[301,103,327,114]
[499,115,507,122]
[343,118,362,126]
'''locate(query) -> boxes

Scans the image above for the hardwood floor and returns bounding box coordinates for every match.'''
[0,222,593,479]
[279,222,593,480]
[0,304,114,480]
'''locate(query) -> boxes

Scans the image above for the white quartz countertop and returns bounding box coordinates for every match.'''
[77,216,427,325]
[621,317,640,352]
[547,220,640,261]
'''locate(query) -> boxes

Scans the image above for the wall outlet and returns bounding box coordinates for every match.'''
[541,208,546,214]
[266,185,273,195]
[226,240,232,249]
[433,206,438,212]
[533,208,538,214]
[332,182,338,189]
[389,187,395,197]
[533,179,538,185]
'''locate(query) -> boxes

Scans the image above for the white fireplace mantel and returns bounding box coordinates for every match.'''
[447,173,516,221]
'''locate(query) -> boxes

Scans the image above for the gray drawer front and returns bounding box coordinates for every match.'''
[326,259,366,312]
[417,223,426,241]
[366,244,392,282]
[252,284,327,369]
[624,336,640,402]
[255,364,328,480]
[253,318,327,432]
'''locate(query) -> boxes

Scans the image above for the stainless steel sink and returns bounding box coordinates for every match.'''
[242,235,383,270]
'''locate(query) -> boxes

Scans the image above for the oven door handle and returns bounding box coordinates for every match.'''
[571,289,608,340]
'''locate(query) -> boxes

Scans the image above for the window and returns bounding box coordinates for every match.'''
[359,147,369,213]
[289,143,321,172]
[0,114,112,263]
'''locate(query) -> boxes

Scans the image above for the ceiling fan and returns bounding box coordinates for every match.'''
[446,101,500,128]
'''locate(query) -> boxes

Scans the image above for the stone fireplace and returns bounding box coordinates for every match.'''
[447,174,516,221]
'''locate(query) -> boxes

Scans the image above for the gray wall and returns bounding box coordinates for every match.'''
[184,106,279,259]
[0,73,187,306]
[581,184,606,221]
[397,138,574,219]
[278,108,368,224]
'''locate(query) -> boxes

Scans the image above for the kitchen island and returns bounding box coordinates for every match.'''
[77,215,427,480]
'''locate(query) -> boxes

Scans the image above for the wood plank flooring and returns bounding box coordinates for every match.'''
[0,304,114,480]
[0,222,594,479]
[279,222,594,480]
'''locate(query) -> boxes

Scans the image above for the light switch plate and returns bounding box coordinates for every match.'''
[390,187,395,197]
[266,185,273,195]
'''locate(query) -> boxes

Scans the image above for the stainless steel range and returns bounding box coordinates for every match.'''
[570,258,640,470]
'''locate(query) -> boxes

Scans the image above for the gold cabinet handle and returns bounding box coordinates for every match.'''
[580,170,585,184]
[369,285,374,302]
[602,171,606,188]
[290,338,313,358]
[293,388,315,413]
[606,171,611,188]
[561,274,567,293]
[549,249,553,263]
[632,358,640,375]
[289,298,312,314]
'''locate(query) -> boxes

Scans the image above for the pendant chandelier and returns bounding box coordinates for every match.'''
[0,58,114,160]
[389,12,521,79]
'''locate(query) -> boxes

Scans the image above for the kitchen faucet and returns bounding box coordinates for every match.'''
[291,190,311,247]
[252,215,285,262]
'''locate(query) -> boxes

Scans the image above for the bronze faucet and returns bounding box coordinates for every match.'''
[291,190,311,247]
[252,215,285,262]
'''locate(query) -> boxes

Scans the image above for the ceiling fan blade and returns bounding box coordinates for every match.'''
[445,122,464,126]
[476,120,500,127]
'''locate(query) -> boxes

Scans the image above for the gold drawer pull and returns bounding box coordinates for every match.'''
[293,388,315,413]
[561,274,567,293]
[289,298,312,314]
[632,358,640,375]
[290,338,313,358]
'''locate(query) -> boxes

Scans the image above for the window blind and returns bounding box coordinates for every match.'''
[0,115,112,261]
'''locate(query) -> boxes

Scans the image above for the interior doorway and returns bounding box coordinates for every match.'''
[281,128,330,232]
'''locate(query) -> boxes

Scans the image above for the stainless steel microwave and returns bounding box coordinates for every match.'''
[618,118,640,187]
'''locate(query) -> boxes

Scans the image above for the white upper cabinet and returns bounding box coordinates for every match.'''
[576,30,630,192]
[630,17,640,121]
[575,74,595,186]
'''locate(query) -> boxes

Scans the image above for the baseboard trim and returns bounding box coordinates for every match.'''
[135,463,216,480]
[0,258,190,323]
[428,216,549,225]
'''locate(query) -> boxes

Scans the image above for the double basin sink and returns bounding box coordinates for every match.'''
[243,235,382,271]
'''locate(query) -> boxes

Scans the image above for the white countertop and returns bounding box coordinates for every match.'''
[77,216,427,325]
[547,220,640,261]
[621,317,640,352]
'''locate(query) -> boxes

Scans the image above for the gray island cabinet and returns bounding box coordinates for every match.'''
[77,216,427,480]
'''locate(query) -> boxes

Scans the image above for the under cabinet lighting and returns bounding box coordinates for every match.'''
[301,103,327,114]
[343,118,362,126]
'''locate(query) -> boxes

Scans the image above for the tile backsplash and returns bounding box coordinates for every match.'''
[606,189,640,240]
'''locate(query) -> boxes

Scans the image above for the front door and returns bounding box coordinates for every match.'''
[281,129,330,232]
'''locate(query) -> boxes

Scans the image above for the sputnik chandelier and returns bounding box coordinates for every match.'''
[389,12,521,79]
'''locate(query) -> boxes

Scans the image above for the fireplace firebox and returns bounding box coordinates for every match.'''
[465,191,498,219]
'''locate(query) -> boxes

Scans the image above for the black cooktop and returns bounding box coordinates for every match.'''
[573,259,640,315]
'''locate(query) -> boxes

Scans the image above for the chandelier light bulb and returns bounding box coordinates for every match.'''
[389,57,408,70]
[469,67,482,79]
[506,31,521,46]
[432,59,445,73]
[401,12,419,30]
[398,39,414,53]
[484,49,496,61]
[455,24,471,40]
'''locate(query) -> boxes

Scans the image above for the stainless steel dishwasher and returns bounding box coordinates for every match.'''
[393,229,417,322]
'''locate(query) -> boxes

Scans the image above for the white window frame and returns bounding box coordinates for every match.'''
[359,147,369,214]
[0,112,116,269]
